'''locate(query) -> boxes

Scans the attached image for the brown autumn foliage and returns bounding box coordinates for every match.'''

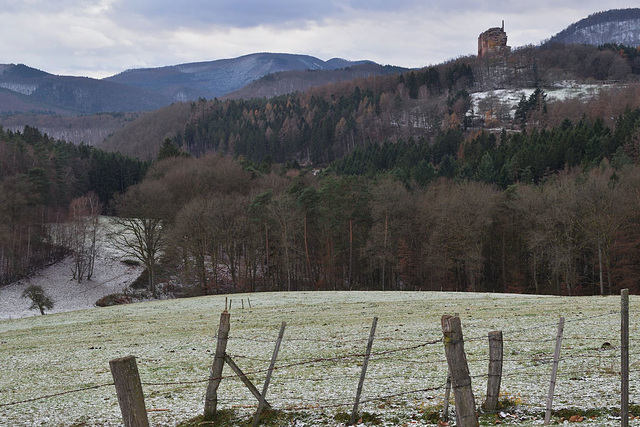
[111,144,640,297]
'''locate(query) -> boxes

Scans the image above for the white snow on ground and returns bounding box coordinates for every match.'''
[0,222,144,321]
[470,81,614,120]
[1,290,638,426]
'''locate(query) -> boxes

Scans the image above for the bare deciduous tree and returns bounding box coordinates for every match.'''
[69,192,102,281]
[421,180,498,292]
[576,166,625,295]
[112,180,170,298]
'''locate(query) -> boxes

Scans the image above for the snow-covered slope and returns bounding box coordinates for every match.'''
[0,221,144,320]
[549,8,640,46]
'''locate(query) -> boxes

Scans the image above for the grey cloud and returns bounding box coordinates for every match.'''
[3,0,640,79]
[110,0,342,28]
[2,0,102,14]
[107,0,440,29]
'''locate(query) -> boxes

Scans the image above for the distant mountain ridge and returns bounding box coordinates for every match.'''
[0,63,173,114]
[223,62,407,100]
[0,54,395,144]
[548,8,640,46]
[104,52,378,102]
[0,54,389,117]
[4,9,640,145]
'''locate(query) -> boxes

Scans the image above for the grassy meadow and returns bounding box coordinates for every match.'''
[0,291,637,426]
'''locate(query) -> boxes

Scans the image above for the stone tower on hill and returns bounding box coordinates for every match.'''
[478,21,510,58]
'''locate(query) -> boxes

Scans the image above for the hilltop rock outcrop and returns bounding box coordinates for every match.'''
[478,22,510,58]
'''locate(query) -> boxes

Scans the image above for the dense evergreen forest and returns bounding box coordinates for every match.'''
[0,126,148,285]
[332,106,640,188]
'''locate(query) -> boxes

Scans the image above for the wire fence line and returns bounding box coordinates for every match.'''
[0,293,634,426]
[0,383,115,408]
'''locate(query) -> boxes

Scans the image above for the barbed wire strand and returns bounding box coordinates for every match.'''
[0,383,114,408]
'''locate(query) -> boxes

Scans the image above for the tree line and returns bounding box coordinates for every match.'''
[0,126,148,285]
[332,106,640,189]
[116,114,640,296]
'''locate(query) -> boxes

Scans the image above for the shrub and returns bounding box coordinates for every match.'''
[95,293,132,307]
[21,285,54,315]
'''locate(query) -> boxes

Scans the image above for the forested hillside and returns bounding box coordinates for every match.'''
[0,64,172,114]
[222,63,407,100]
[0,126,148,285]
[90,41,640,299]
[116,97,640,297]
[1,111,140,146]
[135,43,640,164]
[10,41,640,298]
[99,42,640,160]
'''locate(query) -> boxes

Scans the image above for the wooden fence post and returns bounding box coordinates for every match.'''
[622,288,629,427]
[544,316,564,425]
[253,321,286,427]
[442,313,458,423]
[442,373,452,422]
[204,310,231,420]
[485,331,503,411]
[350,317,378,425]
[224,354,272,410]
[109,356,150,427]
[441,315,478,427]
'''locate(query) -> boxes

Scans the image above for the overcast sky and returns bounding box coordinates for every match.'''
[2,1,639,79]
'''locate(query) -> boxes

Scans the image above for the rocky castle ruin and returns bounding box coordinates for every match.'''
[478,21,510,57]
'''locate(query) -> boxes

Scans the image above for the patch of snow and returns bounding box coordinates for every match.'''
[470,82,613,120]
[0,220,144,320]
[0,82,38,95]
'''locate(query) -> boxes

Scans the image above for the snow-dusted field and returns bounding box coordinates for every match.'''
[0,216,147,322]
[0,256,143,321]
[0,290,638,426]
[0,245,143,321]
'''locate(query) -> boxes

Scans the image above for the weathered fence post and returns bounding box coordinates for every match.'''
[224,354,272,409]
[442,313,458,423]
[622,288,629,427]
[253,321,286,427]
[350,316,378,425]
[109,355,150,427]
[544,316,564,425]
[485,331,503,411]
[204,310,231,420]
[442,373,452,422]
[441,315,478,427]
